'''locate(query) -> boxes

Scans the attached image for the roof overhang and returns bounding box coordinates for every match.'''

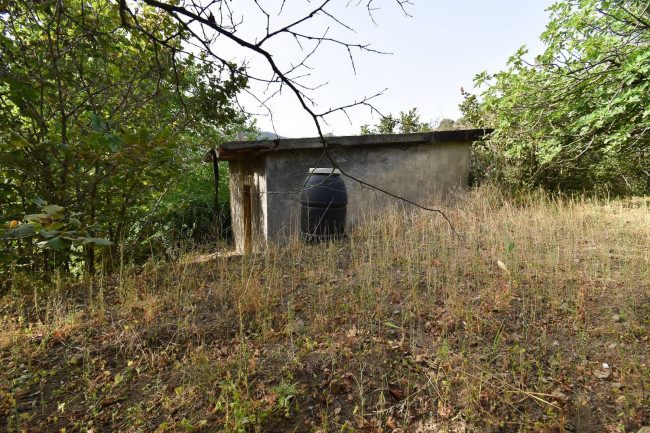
[210,129,493,161]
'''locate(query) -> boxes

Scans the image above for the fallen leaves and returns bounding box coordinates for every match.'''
[437,404,453,419]
[550,391,569,404]
[389,386,404,400]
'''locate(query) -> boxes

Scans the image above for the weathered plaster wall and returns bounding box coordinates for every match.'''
[229,158,267,254]
[262,142,470,243]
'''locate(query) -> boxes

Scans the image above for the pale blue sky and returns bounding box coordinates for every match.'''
[214,1,554,137]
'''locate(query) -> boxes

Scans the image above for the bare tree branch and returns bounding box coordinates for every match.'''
[118,0,461,230]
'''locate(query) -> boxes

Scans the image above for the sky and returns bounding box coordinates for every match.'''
[208,0,555,138]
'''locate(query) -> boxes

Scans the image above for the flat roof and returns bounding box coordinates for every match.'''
[215,129,492,161]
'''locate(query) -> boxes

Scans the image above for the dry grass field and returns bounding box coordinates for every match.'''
[1,186,649,432]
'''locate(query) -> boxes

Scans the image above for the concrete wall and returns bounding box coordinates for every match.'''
[260,141,471,243]
[228,158,267,254]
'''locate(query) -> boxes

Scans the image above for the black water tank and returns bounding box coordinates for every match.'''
[300,168,348,242]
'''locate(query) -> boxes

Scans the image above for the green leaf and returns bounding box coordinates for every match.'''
[157,126,172,140]
[38,229,60,239]
[25,214,49,222]
[43,204,65,215]
[180,418,195,432]
[46,222,65,231]
[37,237,69,250]
[1,224,36,239]
[80,237,112,246]
[9,132,30,149]
[91,113,107,132]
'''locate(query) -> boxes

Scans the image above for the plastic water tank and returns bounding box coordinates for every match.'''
[300,168,347,242]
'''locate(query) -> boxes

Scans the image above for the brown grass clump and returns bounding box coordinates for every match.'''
[1,186,649,432]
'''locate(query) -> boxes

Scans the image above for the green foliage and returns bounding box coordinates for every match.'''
[473,0,650,194]
[361,108,433,134]
[0,201,110,292]
[0,202,108,249]
[143,122,258,254]
[436,118,460,131]
[458,88,491,130]
[0,0,248,285]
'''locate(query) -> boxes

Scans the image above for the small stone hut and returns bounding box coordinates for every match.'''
[216,130,489,253]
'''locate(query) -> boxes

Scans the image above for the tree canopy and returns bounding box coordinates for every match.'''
[361,108,434,135]
[472,0,649,194]
[0,0,247,284]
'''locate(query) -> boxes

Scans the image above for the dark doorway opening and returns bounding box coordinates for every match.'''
[243,185,252,253]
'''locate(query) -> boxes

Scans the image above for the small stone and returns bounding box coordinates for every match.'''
[70,353,84,366]
[329,380,344,395]
[612,314,622,323]
[594,369,611,380]
[611,382,624,390]
[551,390,569,403]
[286,317,305,334]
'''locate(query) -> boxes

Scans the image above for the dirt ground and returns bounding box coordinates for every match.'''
[1,192,649,432]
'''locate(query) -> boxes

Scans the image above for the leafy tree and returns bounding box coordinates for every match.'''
[361,108,433,134]
[0,0,246,285]
[474,0,650,194]
[436,119,458,131]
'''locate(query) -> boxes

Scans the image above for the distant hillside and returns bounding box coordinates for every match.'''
[257,131,285,140]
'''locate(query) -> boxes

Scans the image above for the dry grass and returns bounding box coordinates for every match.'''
[1,186,649,432]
